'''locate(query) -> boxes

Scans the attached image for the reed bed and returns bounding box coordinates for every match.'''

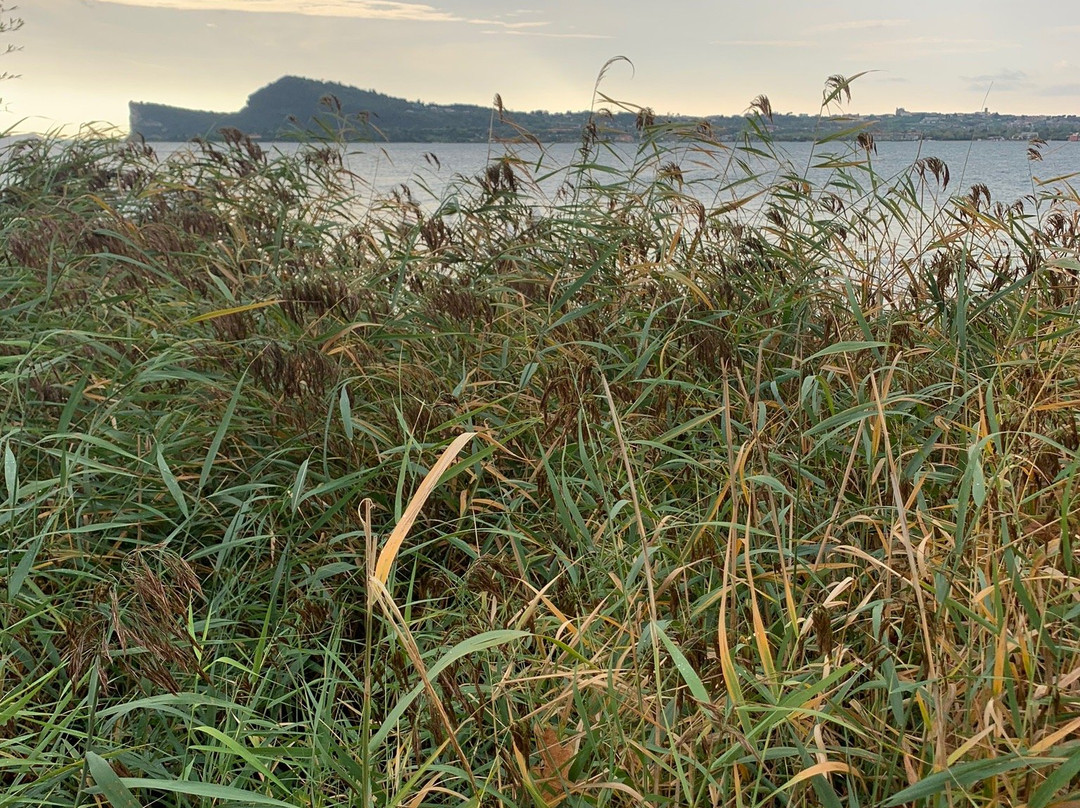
[2,78,1080,807]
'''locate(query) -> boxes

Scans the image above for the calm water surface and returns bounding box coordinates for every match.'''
[151,139,1079,211]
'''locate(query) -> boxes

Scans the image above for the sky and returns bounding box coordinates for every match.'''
[2,0,1078,134]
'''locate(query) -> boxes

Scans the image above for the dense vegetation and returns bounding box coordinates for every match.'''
[129,74,1080,143]
[4,77,1080,807]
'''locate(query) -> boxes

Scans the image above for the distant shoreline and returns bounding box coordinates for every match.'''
[4,132,1078,146]
[128,75,1080,145]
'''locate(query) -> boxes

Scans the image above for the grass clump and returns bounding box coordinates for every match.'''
[2,76,1080,807]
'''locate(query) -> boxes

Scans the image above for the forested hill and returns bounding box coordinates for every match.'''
[129,75,1080,143]
[129,75,609,142]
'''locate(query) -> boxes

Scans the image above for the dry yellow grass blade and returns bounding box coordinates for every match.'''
[532,725,578,806]
[404,772,444,808]
[1030,715,1080,754]
[368,576,476,788]
[781,761,855,791]
[373,431,477,585]
[186,299,284,324]
[717,375,746,711]
[743,514,777,685]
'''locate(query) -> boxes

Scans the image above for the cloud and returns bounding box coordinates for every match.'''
[1040,83,1080,96]
[862,36,1017,55]
[470,19,548,30]
[93,0,606,36]
[808,19,908,33]
[961,68,1032,93]
[963,68,1028,83]
[94,0,461,21]
[485,29,613,39]
[713,39,812,47]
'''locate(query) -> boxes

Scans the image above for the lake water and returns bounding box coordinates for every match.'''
[150,139,1080,213]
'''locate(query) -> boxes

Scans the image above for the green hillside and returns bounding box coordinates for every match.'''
[129,75,614,142]
[130,75,1080,143]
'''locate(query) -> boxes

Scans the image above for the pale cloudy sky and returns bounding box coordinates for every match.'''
[2,0,1078,134]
